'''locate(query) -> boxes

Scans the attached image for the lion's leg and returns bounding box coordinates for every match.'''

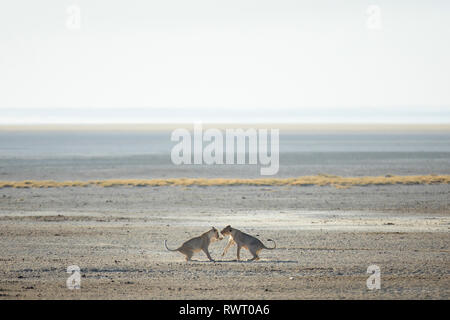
[179,247,193,261]
[249,247,260,261]
[236,245,242,261]
[203,248,214,262]
[222,238,234,257]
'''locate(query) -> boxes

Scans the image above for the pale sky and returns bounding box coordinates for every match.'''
[1,0,449,123]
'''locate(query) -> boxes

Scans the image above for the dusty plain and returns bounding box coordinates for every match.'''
[0,184,448,299]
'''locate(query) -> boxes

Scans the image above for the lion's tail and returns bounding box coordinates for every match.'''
[164,240,179,251]
[264,239,276,250]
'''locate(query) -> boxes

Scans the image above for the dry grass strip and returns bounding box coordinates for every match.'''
[1,174,449,189]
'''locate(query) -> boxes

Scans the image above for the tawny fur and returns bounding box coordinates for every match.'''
[164,227,223,261]
[220,225,276,261]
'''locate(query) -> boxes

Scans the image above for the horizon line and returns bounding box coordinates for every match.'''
[1,123,450,132]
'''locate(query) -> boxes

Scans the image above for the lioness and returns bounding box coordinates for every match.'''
[221,225,276,261]
[164,227,223,261]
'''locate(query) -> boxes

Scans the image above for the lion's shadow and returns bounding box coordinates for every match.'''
[189,259,298,264]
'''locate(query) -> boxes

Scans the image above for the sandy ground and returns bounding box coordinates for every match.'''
[0,184,449,299]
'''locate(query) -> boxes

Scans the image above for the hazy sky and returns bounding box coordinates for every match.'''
[1,0,449,123]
